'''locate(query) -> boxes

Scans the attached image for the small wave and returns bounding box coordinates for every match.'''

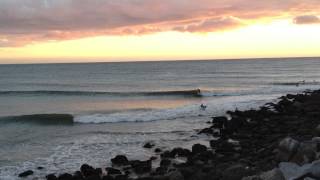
[0,89,202,97]
[0,114,74,125]
[273,81,320,86]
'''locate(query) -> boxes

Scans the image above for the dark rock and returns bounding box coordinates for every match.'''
[86,175,102,180]
[150,156,158,161]
[154,167,168,175]
[111,155,129,166]
[155,148,162,153]
[18,170,34,177]
[130,160,152,174]
[73,171,84,180]
[80,164,96,177]
[161,151,175,159]
[58,173,73,180]
[191,144,207,154]
[160,159,171,167]
[46,174,58,180]
[170,148,191,157]
[168,171,184,180]
[144,142,155,149]
[114,175,127,180]
[221,164,254,180]
[106,167,122,175]
[37,166,44,170]
[102,175,114,180]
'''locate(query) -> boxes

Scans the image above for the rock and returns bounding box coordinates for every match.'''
[102,175,115,180]
[222,164,254,180]
[259,168,285,180]
[191,144,207,154]
[73,171,84,179]
[111,155,129,166]
[168,171,184,180]
[160,159,171,167]
[277,137,300,162]
[291,141,317,165]
[130,160,152,174]
[114,175,127,180]
[80,164,96,177]
[144,142,155,149]
[18,170,34,177]
[57,173,73,180]
[155,148,162,153]
[170,148,191,157]
[161,151,175,159]
[106,167,122,175]
[315,125,320,136]
[37,166,44,170]
[46,174,58,180]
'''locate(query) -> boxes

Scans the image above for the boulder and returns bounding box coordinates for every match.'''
[106,167,122,175]
[102,175,115,180]
[18,170,34,177]
[46,174,58,180]
[315,125,320,137]
[277,137,300,162]
[155,148,162,153]
[291,141,317,165]
[160,159,171,167]
[114,175,128,180]
[130,160,152,174]
[111,155,129,166]
[259,168,285,180]
[57,173,73,180]
[168,171,184,180]
[144,142,155,149]
[80,164,96,177]
[191,144,207,154]
[222,164,254,180]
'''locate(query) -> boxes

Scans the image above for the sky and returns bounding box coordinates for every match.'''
[0,0,320,64]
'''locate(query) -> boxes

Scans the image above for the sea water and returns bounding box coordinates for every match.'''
[1,58,320,179]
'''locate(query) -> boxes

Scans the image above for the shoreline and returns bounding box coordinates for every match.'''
[18,89,320,180]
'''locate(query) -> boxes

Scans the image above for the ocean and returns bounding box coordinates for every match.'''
[1,58,320,179]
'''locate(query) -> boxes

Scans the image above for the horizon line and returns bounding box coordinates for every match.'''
[0,56,319,65]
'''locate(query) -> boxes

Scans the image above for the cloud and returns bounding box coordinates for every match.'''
[174,17,243,33]
[293,15,320,24]
[0,0,320,46]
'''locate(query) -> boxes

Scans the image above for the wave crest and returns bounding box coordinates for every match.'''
[0,89,202,97]
[0,114,74,125]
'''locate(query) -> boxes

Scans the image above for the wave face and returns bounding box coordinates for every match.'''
[0,89,202,97]
[0,114,74,125]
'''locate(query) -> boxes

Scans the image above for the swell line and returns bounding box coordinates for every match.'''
[0,89,203,97]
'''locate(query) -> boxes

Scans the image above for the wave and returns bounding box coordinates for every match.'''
[0,94,276,125]
[0,89,202,97]
[0,114,74,125]
[272,81,320,86]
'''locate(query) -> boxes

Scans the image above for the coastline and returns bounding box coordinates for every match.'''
[18,89,320,180]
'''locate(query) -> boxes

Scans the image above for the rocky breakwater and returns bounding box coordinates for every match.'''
[18,89,320,180]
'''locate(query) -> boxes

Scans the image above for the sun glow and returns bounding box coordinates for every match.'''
[1,19,320,64]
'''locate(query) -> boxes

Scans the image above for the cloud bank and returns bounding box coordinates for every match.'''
[293,15,320,24]
[0,0,320,46]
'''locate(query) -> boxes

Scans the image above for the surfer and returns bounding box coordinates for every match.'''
[200,104,207,111]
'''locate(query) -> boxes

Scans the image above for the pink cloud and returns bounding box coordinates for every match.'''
[0,0,320,46]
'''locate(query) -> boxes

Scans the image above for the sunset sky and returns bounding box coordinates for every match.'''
[0,0,320,64]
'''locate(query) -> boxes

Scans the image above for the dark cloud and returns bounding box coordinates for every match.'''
[293,15,320,24]
[0,0,320,46]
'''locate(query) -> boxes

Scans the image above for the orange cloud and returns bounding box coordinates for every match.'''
[0,0,320,47]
